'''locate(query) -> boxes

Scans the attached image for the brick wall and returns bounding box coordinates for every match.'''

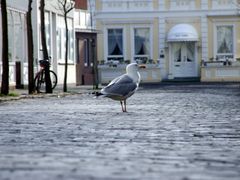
[75,0,87,10]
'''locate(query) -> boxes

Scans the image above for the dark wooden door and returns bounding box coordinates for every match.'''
[76,37,94,85]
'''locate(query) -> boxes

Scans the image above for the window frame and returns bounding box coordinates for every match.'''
[214,24,235,61]
[57,15,74,64]
[105,26,125,62]
[131,25,153,63]
[7,10,26,63]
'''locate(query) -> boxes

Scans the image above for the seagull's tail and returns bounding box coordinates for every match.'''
[92,91,104,98]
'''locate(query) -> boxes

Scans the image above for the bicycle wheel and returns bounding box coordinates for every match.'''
[34,70,45,93]
[50,70,57,89]
[34,70,58,93]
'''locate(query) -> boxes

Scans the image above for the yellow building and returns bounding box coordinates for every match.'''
[94,0,240,83]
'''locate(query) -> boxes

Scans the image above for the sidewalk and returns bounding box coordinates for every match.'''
[0,84,98,102]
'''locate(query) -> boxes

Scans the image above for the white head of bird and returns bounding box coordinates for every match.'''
[126,63,141,83]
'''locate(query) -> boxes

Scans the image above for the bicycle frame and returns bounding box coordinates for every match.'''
[34,59,57,93]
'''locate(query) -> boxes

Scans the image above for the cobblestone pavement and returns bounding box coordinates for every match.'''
[0,84,240,180]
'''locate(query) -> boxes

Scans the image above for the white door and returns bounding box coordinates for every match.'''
[172,42,197,78]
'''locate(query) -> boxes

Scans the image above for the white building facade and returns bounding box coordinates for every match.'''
[0,0,29,86]
[94,0,240,83]
[0,0,76,87]
[35,0,76,85]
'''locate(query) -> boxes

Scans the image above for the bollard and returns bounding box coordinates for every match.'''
[15,61,24,89]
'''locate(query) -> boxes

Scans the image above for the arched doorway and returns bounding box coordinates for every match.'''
[167,24,199,78]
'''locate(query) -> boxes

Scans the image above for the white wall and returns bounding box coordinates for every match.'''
[30,0,76,85]
[0,0,29,85]
[6,0,28,12]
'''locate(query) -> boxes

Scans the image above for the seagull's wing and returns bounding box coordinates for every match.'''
[101,74,137,97]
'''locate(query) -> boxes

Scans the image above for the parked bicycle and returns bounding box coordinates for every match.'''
[34,58,57,93]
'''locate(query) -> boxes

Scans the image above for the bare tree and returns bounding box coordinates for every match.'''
[57,0,75,92]
[1,0,9,95]
[27,0,34,94]
[40,0,52,93]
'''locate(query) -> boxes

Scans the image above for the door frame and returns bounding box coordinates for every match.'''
[168,41,198,79]
[75,32,97,85]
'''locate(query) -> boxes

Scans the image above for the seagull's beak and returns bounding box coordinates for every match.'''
[138,64,146,69]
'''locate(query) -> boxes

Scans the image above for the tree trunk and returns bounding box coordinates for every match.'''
[27,0,34,94]
[1,0,9,95]
[92,38,99,89]
[63,13,68,92]
[57,0,74,92]
[40,0,52,93]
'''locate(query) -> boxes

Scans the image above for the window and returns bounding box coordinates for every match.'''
[57,16,74,63]
[107,28,123,61]
[134,28,150,62]
[14,12,24,61]
[38,11,51,60]
[81,10,90,27]
[57,27,62,60]
[45,12,51,56]
[84,39,90,66]
[186,42,194,62]
[74,10,91,29]
[212,0,235,9]
[173,42,195,62]
[8,11,13,61]
[7,10,25,62]
[68,26,74,61]
[170,0,195,10]
[216,25,234,60]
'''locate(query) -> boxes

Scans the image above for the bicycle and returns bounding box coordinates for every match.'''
[34,58,58,93]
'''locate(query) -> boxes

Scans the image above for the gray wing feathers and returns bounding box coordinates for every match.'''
[107,74,134,85]
[101,74,137,97]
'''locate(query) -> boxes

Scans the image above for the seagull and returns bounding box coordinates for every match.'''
[96,63,144,112]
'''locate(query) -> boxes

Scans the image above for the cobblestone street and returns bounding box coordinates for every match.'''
[0,84,240,180]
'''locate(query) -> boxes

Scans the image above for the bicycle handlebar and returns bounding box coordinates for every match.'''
[39,59,50,67]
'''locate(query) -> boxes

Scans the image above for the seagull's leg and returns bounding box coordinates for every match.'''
[120,101,124,112]
[124,100,127,112]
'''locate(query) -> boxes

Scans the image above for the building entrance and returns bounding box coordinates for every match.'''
[171,42,197,78]
[76,32,96,85]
